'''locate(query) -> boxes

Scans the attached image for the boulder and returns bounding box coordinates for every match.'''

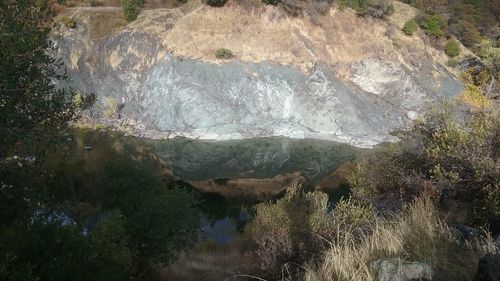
[475,254,500,281]
[371,258,433,281]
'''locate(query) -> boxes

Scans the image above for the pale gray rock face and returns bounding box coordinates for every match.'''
[54,10,463,148]
[371,258,433,281]
[138,56,407,147]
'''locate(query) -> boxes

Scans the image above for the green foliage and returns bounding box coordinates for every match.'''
[0,211,131,281]
[402,19,418,36]
[349,101,499,225]
[245,185,375,278]
[0,0,75,158]
[262,0,280,5]
[60,16,75,28]
[203,0,227,7]
[421,15,445,36]
[445,39,460,57]
[338,0,393,18]
[121,0,142,22]
[0,131,201,279]
[477,39,500,75]
[215,48,233,59]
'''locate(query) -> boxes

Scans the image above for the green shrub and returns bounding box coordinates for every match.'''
[60,16,75,28]
[338,0,393,18]
[262,0,280,5]
[421,15,445,36]
[445,39,460,57]
[349,101,499,225]
[402,19,418,35]
[121,0,142,22]
[215,48,233,59]
[203,0,227,7]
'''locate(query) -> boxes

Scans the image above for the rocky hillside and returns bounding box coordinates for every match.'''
[54,1,464,147]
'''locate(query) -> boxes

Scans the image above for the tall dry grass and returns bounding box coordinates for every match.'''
[305,197,496,281]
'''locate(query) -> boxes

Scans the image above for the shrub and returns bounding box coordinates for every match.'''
[121,0,142,22]
[402,19,418,35]
[421,15,445,36]
[244,185,328,277]
[306,197,496,281]
[349,101,499,225]
[262,0,280,5]
[244,185,375,278]
[445,39,460,57]
[60,16,75,28]
[338,0,393,18]
[458,84,491,109]
[203,0,226,7]
[215,48,233,59]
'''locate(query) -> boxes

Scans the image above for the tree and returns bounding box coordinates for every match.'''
[476,40,500,97]
[0,0,74,158]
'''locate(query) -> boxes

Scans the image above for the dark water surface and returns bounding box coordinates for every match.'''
[69,129,371,243]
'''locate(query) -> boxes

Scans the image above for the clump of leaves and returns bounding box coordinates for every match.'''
[121,0,142,22]
[60,16,75,28]
[215,48,233,59]
[203,0,226,7]
[458,84,491,109]
[421,15,445,36]
[338,0,393,18]
[262,0,280,5]
[349,101,499,225]
[445,39,460,57]
[402,19,418,36]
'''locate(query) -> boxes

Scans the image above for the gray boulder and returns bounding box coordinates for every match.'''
[371,258,433,281]
[475,254,500,281]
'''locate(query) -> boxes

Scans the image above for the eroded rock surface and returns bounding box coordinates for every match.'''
[54,4,463,147]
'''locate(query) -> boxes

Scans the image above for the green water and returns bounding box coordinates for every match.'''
[68,129,371,243]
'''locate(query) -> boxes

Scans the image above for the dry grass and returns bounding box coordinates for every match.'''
[305,197,496,281]
[164,5,396,73]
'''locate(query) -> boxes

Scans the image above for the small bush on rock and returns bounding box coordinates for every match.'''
[402,19,418,35]
[445,39,460,57]
[121,0,142,22]
[60,16,75,28]
[262,0,280,5]
[215,48,233,59]
[338,0,393,18]
[203,0,227,7]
